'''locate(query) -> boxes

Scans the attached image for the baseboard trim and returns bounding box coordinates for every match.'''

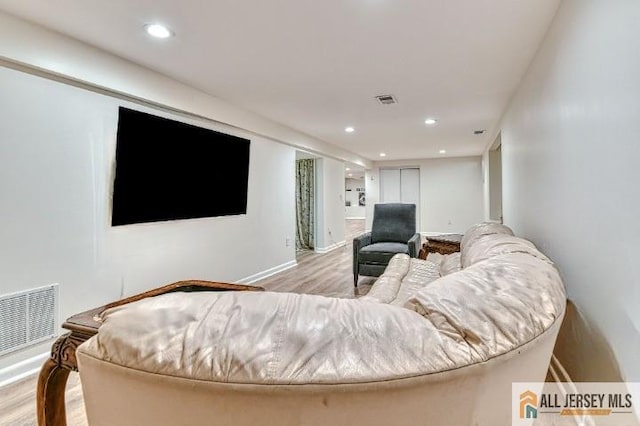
[235,260,297,285]
[543,355,639,425]
[547,354,587,426]
[421,231,462,237]
[0,351,48,389]
[548,354,573,384]
[314,240,346,254]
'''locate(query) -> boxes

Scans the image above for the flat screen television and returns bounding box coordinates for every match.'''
[111,107,250,226]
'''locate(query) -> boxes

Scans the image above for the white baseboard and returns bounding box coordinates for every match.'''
[421,231,463,237]
[549,356,601,426]
[315,240,346,254]
[235,260,297,284]
[548,354,573,384]
[0,351,48,388]
[547,354,589,426]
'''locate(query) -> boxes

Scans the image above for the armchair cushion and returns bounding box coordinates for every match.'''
[359,242,410,264]
[370,204,416,243]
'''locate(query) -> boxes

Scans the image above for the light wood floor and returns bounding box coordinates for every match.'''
[0,219,372,426]
[259,218,376,297]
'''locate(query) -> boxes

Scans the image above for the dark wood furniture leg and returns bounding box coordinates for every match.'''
[36,280,263,426]
[37,332,88,426]
[37,359,69,426]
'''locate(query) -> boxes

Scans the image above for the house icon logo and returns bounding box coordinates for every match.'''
[520,390,538,419]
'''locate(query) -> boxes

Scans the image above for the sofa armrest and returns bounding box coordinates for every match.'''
[408,233,421,258]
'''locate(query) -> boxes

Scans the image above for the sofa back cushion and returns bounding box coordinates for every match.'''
[78,290,481,384]
[425,252,462,276]
[460,222,514,267]
[405,252,566,360]
[440,252,462,275]
[371,203,416,243]
[462,234,551,268]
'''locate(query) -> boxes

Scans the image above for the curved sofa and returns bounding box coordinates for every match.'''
[77,223,567,426]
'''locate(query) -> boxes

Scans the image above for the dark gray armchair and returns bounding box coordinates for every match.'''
[353,203,421,286]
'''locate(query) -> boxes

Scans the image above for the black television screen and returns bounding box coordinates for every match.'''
[111,107,250,226]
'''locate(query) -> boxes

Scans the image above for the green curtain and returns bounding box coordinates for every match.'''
[295,159,315,250]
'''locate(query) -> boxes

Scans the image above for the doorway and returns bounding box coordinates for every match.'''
[345,169,366,220]
[488,136,503,223]
[295,152,316,252]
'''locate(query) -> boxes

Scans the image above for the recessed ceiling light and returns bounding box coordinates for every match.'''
[424,118,438,125]
[346,167,351,171]
[145,24,173,39]
[379,152,387,157]
[345,126,355,133]
[439,149,447,154]
[348,173,353,177]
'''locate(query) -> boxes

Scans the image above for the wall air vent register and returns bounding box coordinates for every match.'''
[0,284,59,356]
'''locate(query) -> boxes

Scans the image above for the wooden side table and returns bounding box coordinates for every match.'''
[36,280,263,426]
[418,234,463,259]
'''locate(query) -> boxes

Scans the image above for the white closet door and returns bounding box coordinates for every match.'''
[380,169,401,203]
[400,168,420,230]
[379,168,420,231]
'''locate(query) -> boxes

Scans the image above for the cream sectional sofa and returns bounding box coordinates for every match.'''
[77,223,566,426]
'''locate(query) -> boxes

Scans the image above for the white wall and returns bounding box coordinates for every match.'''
[315,158,346,251]
[369,157,484,234]
[345,178,366,218]
[0,66,296,373]
[497,0,640,381]
[0,10,362,381]
[0,11,372,170]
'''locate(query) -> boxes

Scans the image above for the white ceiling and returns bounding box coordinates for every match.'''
[297,151,365,179]
[0,0,560,161]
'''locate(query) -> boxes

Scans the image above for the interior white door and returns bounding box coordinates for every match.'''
[380,169,401,203]
[400,168,420,230]
[379,167,420,231]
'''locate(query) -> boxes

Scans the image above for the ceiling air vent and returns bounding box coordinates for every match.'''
[375,95,398,105]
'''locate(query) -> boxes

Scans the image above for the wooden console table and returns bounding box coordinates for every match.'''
[36,280,263,426]
[418,234,462,259]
